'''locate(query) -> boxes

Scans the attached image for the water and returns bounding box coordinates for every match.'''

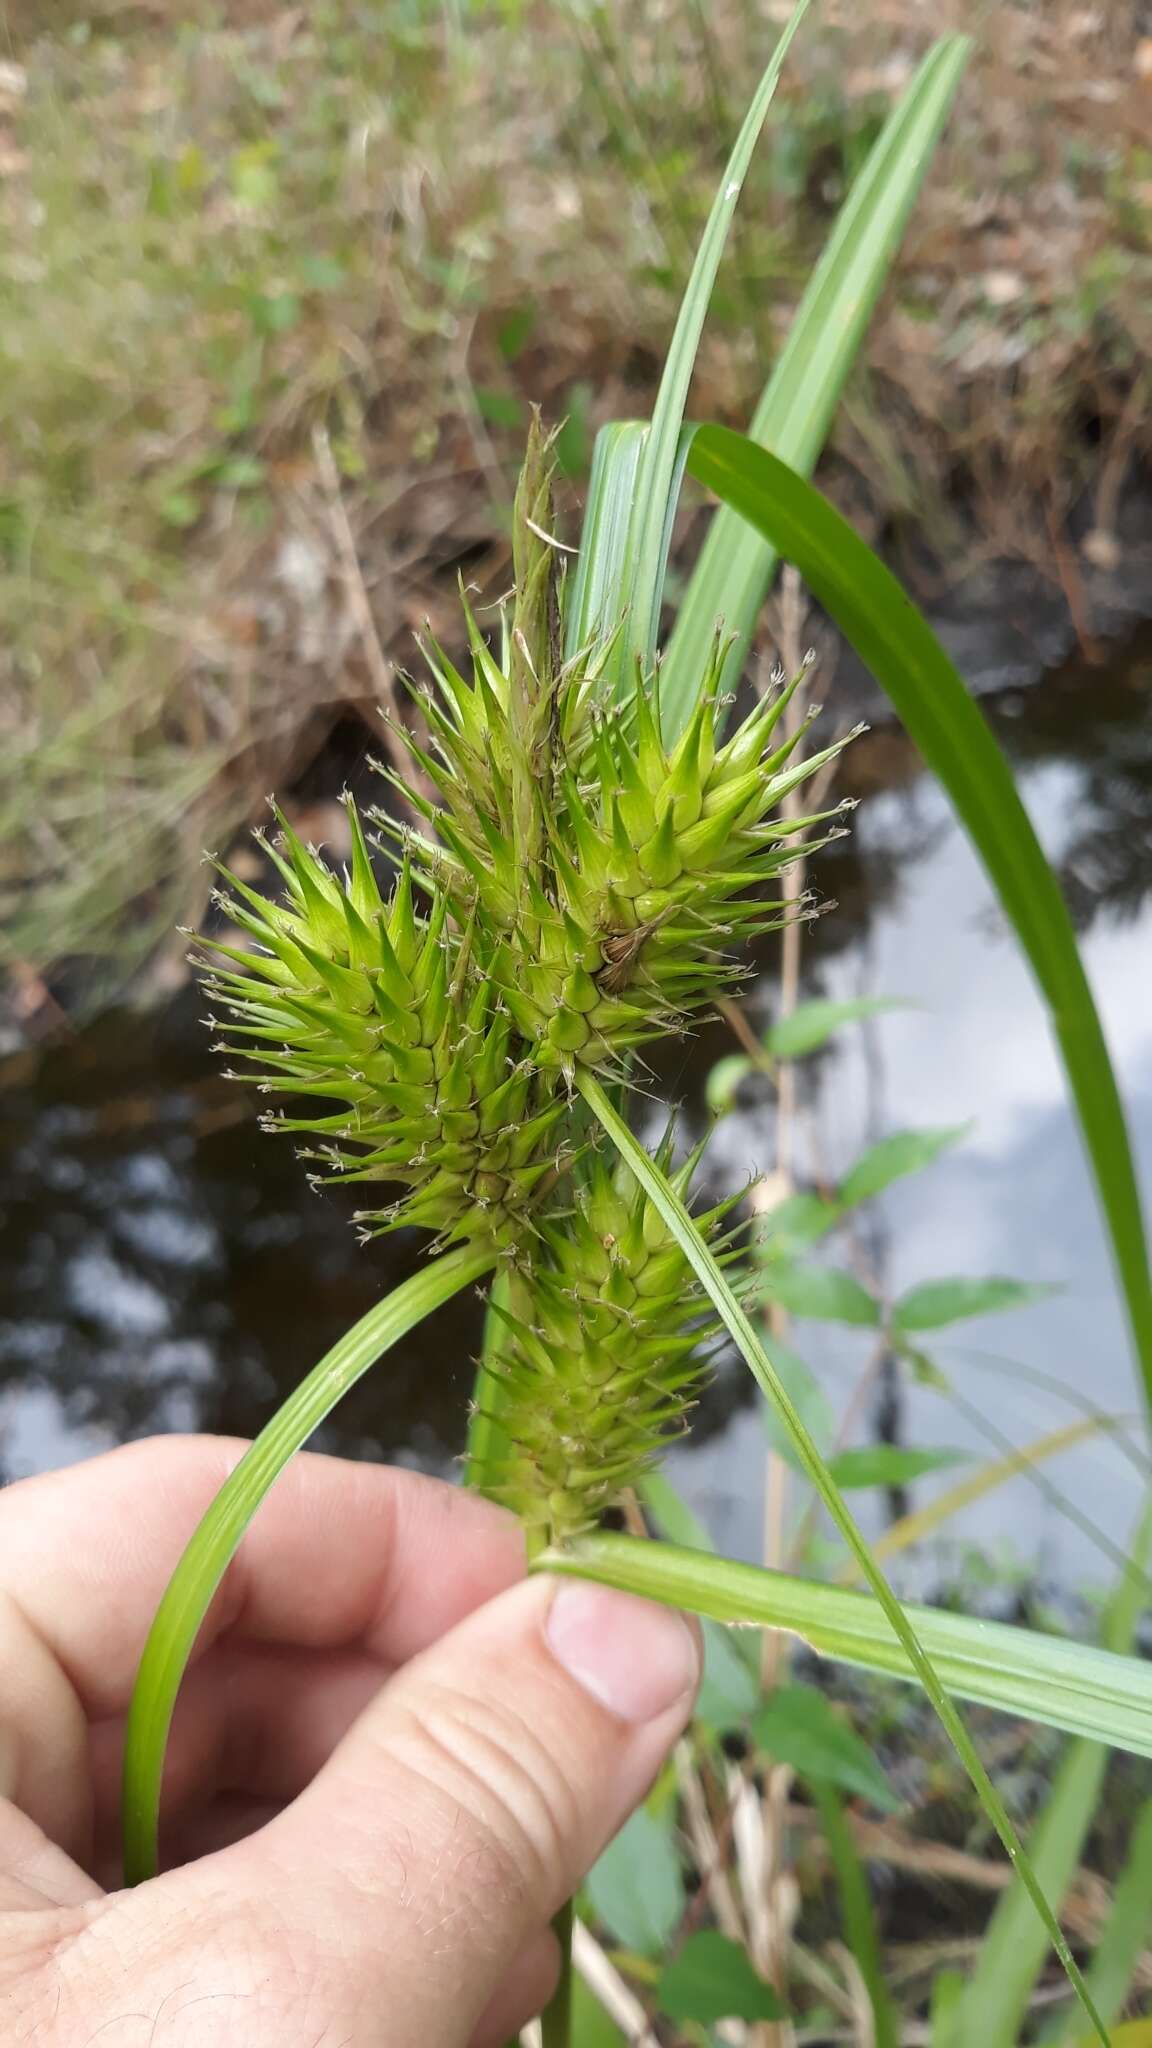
[2,630,1150,1589]
[670,749,1152,1588]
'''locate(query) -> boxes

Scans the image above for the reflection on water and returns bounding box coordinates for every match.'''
[2,631,1150,1585]
[0,1015,486,1482]
[671,761,1152,1583]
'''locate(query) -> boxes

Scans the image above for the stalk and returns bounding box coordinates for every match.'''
[541,1900,575,2048]
[522,1517,575,2048]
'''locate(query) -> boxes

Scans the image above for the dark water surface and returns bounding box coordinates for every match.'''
[3,630,1150,1587]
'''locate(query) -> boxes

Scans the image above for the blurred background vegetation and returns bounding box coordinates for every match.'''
[2,0,1151,1012]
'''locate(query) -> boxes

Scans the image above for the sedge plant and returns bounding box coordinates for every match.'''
[121,17,1152,2046]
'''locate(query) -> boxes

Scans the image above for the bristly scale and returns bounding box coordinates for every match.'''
[482,1144,739,1543]
[197,414,857,1537]
[201,806,565,1249]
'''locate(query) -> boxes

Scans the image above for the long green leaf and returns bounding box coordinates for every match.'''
[122,1241,495,1885]
[685,423,1152,1417]
[538,1533,1152,1763]
[813,1778,899,2048]
[660,35,970,734]
[575,1068,1106,2042]
[950,1500,1152,2048]
[564,421,648,661]
[614,0,812,695]
[1050,1799,1152,2043]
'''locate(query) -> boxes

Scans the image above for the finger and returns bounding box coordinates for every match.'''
[0,1797,101,1912]
[200,1575,701,2043]
[0,1588,92,1865]
[0,1435,524,1726]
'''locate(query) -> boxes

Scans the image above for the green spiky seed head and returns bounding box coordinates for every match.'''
[482,1143,735,1542]
[388,571,858,1076]
[196,421,858,1545]
[200,803,564,1248]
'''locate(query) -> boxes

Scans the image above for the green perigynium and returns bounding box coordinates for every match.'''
[203,804,565,1247]
[483,1145,736,1543]
[199,416,856,1536]
[389,426,857,1073]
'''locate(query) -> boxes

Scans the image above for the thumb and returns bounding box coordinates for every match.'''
[241,1572,700,2043]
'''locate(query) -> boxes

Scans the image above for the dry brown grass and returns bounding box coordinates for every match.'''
[2,0,1151,1004]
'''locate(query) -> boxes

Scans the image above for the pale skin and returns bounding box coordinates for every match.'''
[0,1436,701,2046]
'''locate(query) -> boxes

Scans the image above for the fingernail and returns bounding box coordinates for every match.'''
[545,1581,700,1723]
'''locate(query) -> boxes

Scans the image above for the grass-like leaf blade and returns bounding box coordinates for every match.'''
[539,1533,1152,1762]
[813,1778,899,2048]
[660,36,970,735]
[122,1242,495,1885]
[1049,1797,1152,2041]
[947,1500,1152,2048]
[610,0,812,698]
[685,422,1152,1417]
[563,421,648,661]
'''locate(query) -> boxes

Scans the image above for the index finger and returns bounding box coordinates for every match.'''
[0,1435,525,1719]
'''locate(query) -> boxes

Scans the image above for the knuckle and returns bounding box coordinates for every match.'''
[411,1680,580,1893]
[352,1682,582,1942]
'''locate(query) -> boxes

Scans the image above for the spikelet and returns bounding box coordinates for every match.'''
[195,417,858,1543]
[200,803,564,1247]
[482,1143,735,1543]
[381,422,859,1074]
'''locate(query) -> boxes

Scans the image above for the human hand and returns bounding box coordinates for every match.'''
[0,1435,700,2045]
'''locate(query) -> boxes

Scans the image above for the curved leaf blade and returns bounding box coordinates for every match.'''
[661,36,971,732]
[685,422,1152,1418]
[615,0,812,694]
[122,1242,495,1885]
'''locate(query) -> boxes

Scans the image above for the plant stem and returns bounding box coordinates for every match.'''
[523,1517,575,2048]
[541,1899,574,2048]
[812,1778,898,2048]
